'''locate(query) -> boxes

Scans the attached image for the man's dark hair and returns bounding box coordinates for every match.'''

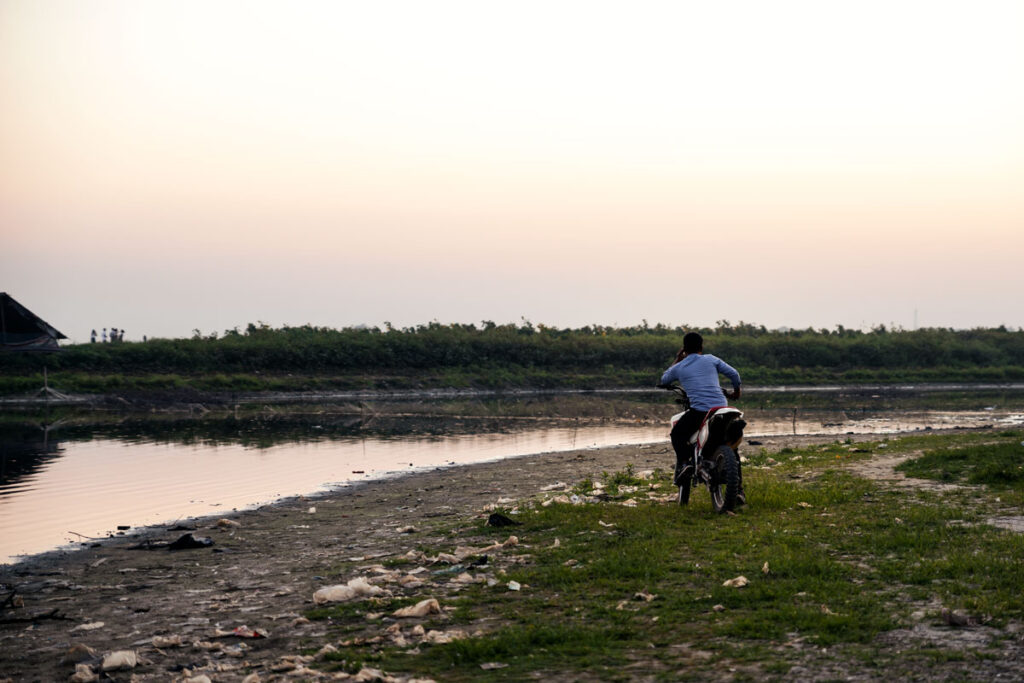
[683,332,703,353]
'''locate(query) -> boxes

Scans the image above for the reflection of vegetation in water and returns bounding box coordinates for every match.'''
[2,387,1023,451]
[0,423,65,488]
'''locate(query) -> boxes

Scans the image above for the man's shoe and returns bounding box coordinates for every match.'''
[736,488,747,506]
[673,464,693,486]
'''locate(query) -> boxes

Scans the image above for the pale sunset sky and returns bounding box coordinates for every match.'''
[2,1,1022,342]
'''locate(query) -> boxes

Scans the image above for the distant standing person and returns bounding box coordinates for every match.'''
[90,329,97,343]
[102,328,107,343]
[658,332,742,485]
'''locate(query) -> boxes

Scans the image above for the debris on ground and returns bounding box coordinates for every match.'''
[100,650,139,671]
[167,533,215,550]
[722,576,749,588]
[486,512,521,527]
[313,577,386,605]
[393,598,442,618]
[60,643,97,664]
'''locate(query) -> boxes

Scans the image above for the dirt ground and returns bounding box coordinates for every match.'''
[0,431,1019,682]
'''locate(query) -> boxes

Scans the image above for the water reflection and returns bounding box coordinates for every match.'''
[0,422,65,491]
[2,390,1023,564]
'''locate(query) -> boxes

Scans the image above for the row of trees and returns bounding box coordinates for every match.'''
[3,322,1023,377]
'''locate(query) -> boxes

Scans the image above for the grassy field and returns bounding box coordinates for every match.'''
[302,430,1024,681]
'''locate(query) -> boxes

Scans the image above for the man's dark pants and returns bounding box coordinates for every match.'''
[670,409,707,482]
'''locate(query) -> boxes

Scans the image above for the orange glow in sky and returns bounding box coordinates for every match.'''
[2,1,1022,339]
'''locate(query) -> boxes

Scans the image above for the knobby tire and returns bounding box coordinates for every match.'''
[709,445,740,513]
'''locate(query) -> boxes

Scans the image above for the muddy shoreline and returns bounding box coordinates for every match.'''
[0,429,871,682]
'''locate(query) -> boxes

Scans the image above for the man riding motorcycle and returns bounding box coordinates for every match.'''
[658,332,742,494]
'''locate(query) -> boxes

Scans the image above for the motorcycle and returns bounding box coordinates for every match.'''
[660,384,746,513]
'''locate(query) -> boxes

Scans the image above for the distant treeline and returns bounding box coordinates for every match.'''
[3,322,1024,390]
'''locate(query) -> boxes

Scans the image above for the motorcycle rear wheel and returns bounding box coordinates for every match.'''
[709,445,740,513]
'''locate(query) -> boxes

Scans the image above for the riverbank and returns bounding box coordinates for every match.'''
[2,428,1022,682]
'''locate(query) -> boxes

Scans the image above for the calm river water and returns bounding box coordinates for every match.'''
[3,389,1023,564]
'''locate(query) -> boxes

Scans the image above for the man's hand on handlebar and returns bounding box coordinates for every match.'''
[726,386,742,401]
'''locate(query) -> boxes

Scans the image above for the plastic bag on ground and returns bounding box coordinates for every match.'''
[101,650,139,671]
[312,576,386,605]
[393,598,441,618]
[70,664,98,683]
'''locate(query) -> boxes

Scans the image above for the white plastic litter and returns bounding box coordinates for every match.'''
[722,576,749,588]
[393,598,442,618]
[312,577,385,605]
[101,650,139,671]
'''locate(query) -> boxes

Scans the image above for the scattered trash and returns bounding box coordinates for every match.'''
[570,494,582,505]
[941,607,976,627]
[820,604,839,616]
[496,497,516,505]
[540,482,568,492]
[393,598,442,618]
[396,526,418,534]
[186,675,213,683]
[71,621,105,632]
[507,581,521,591]
[598,520,615,528]
[168,533,214,551]
[60,643,97,664]
[307,506,317,514]
[216,518,241,528]
[633,590,656,602]
[399,575,426,589]
[712,604,726,612]
[228,625,267,639]
[316,643,339,659]
[762,562,770,574]
[423,628,468,644]
[101,650,139,671]
[151,635,185,648]
[487,512,521,527]
[480,662,509,670]
[313,577,386,605]
[796,502,813,509]
[550,538,561,548]
[88,558,109,568]
[70,664,98,682]
[116,525,131,531]
[722,576,749,588]
[620,499,638,507]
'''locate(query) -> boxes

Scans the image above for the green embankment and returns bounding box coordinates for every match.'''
[2,322,1024,394]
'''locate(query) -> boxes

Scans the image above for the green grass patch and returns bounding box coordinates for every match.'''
[303,432,1024,680]
[896,433,1024,490]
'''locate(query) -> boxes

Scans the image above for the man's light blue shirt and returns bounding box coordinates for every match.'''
[660,354,741,412]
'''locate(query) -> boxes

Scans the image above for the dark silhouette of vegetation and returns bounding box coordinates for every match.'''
[1,321,1023,392]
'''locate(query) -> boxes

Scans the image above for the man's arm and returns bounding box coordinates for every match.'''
[713,357,742,399]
